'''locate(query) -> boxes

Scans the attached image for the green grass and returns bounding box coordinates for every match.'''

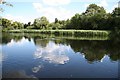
[3,29,110,38]
[4,32,109,40]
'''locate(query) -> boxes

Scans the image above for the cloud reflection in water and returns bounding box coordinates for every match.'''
[32,65,43,73]
[34,41,72,65]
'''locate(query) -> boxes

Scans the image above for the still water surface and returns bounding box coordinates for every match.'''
[1,33,119,78]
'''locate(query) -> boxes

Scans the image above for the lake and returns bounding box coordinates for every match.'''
[1,32,119,79]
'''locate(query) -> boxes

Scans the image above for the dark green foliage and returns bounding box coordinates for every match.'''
[82,4,106,17]
[112,8,120,17]
[2,18,12,29]
[55,18,58,23]
[2,18,24,30]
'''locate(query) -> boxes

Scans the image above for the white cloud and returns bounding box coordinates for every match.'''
[110,4,118,12]
[34,41,73,64]
[3,14,24,22]
[84,4,89,8]
[33,2,75,22]
[0,52,6,63]
[105,3,118,13]
[42,0,71,6]
[7,37,29,47]
[98,0,108,8]
[3,14,34,23]
[42,7,73,22]
[32,65,43,73]
[84,0,109,12]
[84,0,108,9]
[32,3,42,12]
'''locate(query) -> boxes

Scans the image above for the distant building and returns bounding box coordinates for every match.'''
[119,1,120,8]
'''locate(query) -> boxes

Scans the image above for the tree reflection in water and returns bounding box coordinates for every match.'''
[2,33,119,78]
[2,32,120,63]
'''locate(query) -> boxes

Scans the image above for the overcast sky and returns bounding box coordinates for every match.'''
[1,0,119,23]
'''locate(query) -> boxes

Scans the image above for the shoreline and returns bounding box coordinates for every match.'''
[2,29,110,40]
[2,29,110,35]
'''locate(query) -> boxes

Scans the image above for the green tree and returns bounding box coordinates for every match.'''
[28,22,31,26]
[2,18,12,29]
[17,22,24,29]
[69,14,81,29]
[33,16,49,29]
[81,4,107,30]
[112,8,120,17]
[55,18,58,23]
[11,21,18,29]
[0,18,2,26]
[83,4,106,17]
[11,21,24,29]
[53,23,61,30]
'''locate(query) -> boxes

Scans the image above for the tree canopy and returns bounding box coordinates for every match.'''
[33,16,49,29]
[83,4,106,17]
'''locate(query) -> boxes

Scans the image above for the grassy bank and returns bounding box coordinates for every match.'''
[3,29,110,37]
[4,32,109,40]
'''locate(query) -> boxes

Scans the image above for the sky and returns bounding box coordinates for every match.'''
[1,0,120,23]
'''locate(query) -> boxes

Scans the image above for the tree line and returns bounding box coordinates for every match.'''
[1,4,120,30]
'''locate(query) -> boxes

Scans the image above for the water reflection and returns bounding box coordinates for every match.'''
[34,41,70,64]
[6,37,30,47]
[32,65,43,73]
[3,70,38,79]
[2,33,119,78]
[2,33,120,62]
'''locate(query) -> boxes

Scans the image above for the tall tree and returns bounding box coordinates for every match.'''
[2,18,12,29]
[55,18,58,23]
[83,4,106,17]
[112,8,120,17]
[69,13,81,29]
[33,16,49,29]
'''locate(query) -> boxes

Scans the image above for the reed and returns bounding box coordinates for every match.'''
[5,29,110,38]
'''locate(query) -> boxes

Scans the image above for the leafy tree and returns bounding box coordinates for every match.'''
[0,18,2,26]
[112,8,120,17]
[11,21,24,29]
[109,8,120,30]
[70,13,81,29]
[11,22,19,29]
[17,22,24,29]
[2,18,12,29]
[57,20,66,29]
[53,23,61,30]
[24,24,28,29]
[65,19,71,29]
[55,18,58,23]
[83,4,106,17]
[28,22,31,26]
[80,4,107,30]
[33,18,43,29]
[33,16,49,29]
